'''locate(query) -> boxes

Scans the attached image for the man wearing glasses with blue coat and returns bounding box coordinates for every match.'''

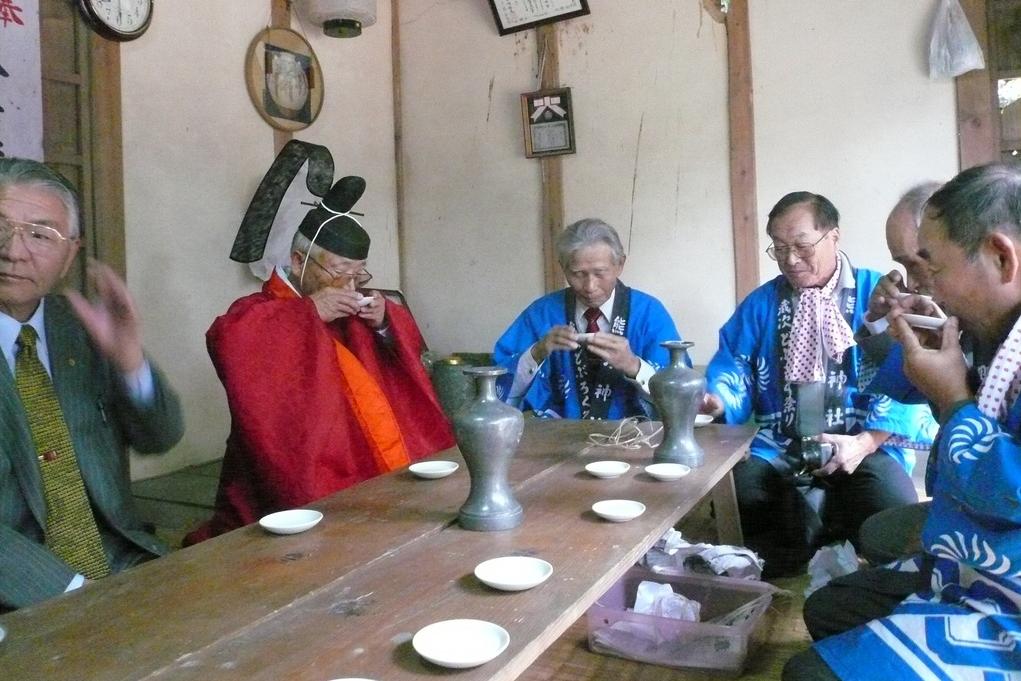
[700,191,936,578]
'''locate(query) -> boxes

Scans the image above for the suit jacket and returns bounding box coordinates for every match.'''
[0,296,184,610]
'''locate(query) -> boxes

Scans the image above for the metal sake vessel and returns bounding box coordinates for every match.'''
[453,366,524,531]
[649,340,706,467]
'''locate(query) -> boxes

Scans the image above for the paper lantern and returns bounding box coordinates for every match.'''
[293,0,377,38]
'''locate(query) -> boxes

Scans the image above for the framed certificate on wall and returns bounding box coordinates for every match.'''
[488,0,590,36]
[521,87,576,158]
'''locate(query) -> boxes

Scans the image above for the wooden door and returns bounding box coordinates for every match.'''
[39,0,125,287]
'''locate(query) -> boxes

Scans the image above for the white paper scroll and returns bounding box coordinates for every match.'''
[0,0,43,160]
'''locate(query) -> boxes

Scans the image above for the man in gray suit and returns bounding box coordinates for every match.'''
[0,158,183,611]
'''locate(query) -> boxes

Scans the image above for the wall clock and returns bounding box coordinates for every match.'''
[77,0,153,41]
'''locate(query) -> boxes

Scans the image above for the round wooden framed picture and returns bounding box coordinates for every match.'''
[245,28,324,131]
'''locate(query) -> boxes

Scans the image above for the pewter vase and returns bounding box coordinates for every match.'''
[649,341,706,467]
[453,366,524,531]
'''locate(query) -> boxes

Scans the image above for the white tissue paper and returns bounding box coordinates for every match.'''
[598,580,701,651]
[589,573,775,669]
[805,540,860,597]
[642,529,764,580]
[659,528,688,555]
[633,580,701,623]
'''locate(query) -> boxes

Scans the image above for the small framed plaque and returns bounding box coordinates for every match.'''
[520,87,576,158]
[488,0,590,36]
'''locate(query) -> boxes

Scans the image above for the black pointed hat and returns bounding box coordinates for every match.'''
[297,176,370,260]
[230,140,335,263]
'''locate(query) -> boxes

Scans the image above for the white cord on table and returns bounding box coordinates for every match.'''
[583,416,662,455]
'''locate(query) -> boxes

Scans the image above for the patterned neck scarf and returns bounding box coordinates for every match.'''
[784,257,856,383]
[975,314,1021,421]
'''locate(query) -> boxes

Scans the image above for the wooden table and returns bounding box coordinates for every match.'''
[0,419,755,681]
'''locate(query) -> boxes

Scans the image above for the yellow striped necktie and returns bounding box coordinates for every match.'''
[15,325,110,579]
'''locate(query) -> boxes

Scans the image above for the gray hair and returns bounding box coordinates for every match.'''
[290,229,326,261]
[555,218,626,271]
[0,157,81,238]
[892,181,942,229]
[925,163,1021,257]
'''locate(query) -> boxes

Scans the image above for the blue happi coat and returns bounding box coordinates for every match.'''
[705,264,937,472]
[816,397,1021,679]
[493,286,680,419]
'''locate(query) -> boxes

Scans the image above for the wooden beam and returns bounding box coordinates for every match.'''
[271,0,293,155]
[536,24,565,293]
[710,470,744,546]
[392,0,407,290]
[540,155,564,293]
[955,0,999,169]
[89,36,126,278]
[726,0,759,302]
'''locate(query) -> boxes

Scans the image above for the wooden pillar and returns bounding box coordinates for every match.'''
[537,24,565,293]
[392,0,407,290]
[89,37,126,277]
[271,0,293,155]
[725,0,759,302]
[955,0,999,169]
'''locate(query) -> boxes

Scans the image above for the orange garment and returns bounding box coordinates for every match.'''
[185,271,455,544]
[265,273,410,473]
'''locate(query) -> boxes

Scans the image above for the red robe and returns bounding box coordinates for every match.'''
[185,273,455,543]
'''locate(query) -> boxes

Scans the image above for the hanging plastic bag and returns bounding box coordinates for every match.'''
[929,0,985,79]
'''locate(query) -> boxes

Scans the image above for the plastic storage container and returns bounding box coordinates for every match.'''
[586,566,774,674]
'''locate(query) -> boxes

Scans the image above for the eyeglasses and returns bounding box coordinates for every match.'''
[306,256,372,287]
[0,216,74,255]
[765,230,832,262]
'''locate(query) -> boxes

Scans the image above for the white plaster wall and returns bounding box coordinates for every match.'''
[300,3,400,288]
[398,0,543,356]
[120,2,397,478]
[558,1,731,361]
[118,0,963,478]
[400,0,731,360]
[750,1,959,283]
[399,0,959,363]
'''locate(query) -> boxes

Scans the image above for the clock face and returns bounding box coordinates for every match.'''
[80,0,153,40]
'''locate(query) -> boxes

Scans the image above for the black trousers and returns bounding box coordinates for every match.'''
[802,561,933,640]
[782,649,841,681]
[858,500,930,565]
[733,450,917,577]
[783,561,934,680]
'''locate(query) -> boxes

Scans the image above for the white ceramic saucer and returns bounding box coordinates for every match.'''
[409,461,459,479]
[584,460,630,479]
[644,463,691,481]
[412,619,510,668]
[258,509,323,535]
[474,556,553,591]
[694,414,714,427]
[895,292,933,302]
[901,313,946,330]
[592,499,646,522]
